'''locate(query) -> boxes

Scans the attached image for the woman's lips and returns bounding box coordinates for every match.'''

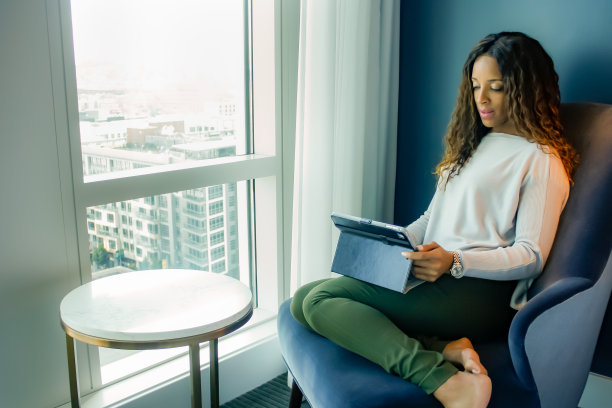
[479,109,494,119]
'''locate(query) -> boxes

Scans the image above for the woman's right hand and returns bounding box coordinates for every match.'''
[402,241,453,282]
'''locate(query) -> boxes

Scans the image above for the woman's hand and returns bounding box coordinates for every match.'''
[402,241,454,282]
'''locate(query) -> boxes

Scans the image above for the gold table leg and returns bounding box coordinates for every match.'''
[210,338,219,408]
[189,343,202,408]
[65,334,80,408]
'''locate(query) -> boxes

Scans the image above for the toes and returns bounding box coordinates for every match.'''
[463,360,487,375]
[461,350,488,375]
[464,359,486,375]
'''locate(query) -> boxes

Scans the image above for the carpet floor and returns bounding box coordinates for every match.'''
[221,373,310,408]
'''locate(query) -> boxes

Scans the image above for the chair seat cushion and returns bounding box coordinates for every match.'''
[278,299,437,407]
[278,299,539,408]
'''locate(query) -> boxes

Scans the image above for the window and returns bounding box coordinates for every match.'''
[209,200,224,216]
[211,260,226,273]
[147,223,158,235]
[187,233,202,244]
[159,209,168,222]
[58,0,286,397]
[186,217,206,232]
[209,216,225,231]
[208,185,224,200]
[211,246,225,261]
[186,202,205,215]
[210,231,225,246]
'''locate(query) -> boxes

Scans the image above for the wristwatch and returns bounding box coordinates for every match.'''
[450,251,464,279]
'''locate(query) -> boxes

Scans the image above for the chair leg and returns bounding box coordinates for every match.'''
[289,379,304,408]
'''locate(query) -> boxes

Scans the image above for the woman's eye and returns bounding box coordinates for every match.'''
[472,85,480,90]
[491,86,503,92]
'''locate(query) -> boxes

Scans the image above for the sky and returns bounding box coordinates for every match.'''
[70,0,245,94]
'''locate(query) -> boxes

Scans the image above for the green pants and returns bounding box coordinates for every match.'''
[290,275,516,394]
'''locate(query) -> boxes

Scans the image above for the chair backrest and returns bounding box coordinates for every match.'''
[530,103,612,294]
[509,103,612,408]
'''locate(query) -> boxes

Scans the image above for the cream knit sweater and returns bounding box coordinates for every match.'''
[404,132,570,309]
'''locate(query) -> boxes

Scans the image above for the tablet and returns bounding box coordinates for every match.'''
[331,212,413,248]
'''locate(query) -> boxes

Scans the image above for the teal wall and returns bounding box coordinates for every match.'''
[395,0,612,224]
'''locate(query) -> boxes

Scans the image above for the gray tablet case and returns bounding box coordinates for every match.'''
[331,230,423,293]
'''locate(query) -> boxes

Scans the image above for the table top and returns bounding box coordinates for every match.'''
[60,269,253,346]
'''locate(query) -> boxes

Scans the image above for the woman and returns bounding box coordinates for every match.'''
[290,32,578,408]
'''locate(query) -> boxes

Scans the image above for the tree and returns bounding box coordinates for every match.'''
[115,249,125,266]
[92,243,111,268]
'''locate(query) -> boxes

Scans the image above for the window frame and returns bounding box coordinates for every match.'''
[50,0,288,396]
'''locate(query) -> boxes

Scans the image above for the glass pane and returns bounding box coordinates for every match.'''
[70,0,247,178]
[88,183,246,280]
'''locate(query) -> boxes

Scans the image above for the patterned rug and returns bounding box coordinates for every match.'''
[222,373,310,408]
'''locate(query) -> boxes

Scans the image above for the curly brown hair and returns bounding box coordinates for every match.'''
[436,32,578,183]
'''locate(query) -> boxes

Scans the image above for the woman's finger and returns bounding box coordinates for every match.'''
[416,241,440,252]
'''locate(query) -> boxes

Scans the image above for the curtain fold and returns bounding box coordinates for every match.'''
[290,0,400,293]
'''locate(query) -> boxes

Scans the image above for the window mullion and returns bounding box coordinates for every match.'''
[77,154,276,208]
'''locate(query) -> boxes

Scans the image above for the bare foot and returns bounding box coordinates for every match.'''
[433,371,492,408]
[443,337,488,375]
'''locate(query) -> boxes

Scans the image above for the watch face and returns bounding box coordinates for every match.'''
[451,264,464,278]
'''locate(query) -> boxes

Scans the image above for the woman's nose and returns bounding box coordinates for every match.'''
[476,88,489,105]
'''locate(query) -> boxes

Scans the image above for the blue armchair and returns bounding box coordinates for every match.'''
[278,103,612,408]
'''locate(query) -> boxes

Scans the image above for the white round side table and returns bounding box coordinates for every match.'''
[60,269,253,408]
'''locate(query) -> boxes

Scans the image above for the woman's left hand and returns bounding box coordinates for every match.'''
[401,241,454,282]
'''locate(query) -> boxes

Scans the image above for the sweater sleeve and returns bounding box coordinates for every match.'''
[402,198,434,249]
[461,153,569,281]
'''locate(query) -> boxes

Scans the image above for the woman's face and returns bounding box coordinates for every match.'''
[471,55,518,135]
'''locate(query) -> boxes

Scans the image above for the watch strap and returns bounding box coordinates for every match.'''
[452,251,461,266]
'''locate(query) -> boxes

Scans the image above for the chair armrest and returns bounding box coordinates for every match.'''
[508,276,593,389]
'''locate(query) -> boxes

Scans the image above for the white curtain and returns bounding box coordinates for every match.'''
[290,0,400,293]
